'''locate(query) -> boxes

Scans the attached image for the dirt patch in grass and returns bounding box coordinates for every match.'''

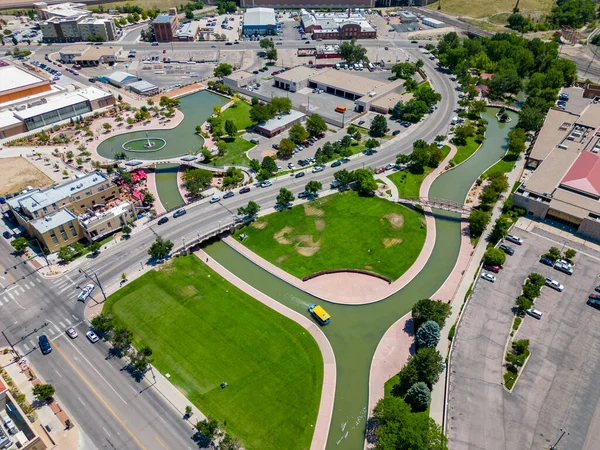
[383,213,405,230]
[261,150,276,158]
[252,221,268,229]
[295,235,321,257]
[0,157,54,196]
[180,285,199,297]
[274,226,294,245]
[383,238,403,248]
[315,218,326,232]
[276,255,288,263]
[304,204,325,217]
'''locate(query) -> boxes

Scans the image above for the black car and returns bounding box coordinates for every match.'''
[157,217,169,225]
[540,257,554,267]
[2,231,11,239]
[595,286,600,293]
[298,160,308,167]
[223,191,234,199]
[239,187,251,194]
[589,294,600,301]
[298,191,311,199]
[39,335,52,355]
[588,298,600,310]
[499,244,515,255]
[295,172,305,178]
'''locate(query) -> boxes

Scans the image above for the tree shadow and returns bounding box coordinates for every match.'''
[191,431,212,449]
[403,317,415,337]
[365,416,379,445]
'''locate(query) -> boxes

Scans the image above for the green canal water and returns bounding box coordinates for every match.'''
[155,164,185,211]
[97,90,228,160]
[204,108,518,449]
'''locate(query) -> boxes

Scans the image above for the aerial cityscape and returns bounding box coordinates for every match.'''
[0,0,599,448]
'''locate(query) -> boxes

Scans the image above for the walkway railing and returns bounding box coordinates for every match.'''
[398,197,472,214]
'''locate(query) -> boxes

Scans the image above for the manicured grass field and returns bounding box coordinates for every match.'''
[424,0,554,19]
[451,137,480,165]
[482,152,518,178]
[104,256,323,450]
[212,134,253,166]
[235,191,427,280]
[220,101,255,130]
[388,146,451,198]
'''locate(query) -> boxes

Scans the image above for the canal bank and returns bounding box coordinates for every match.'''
[204,108,518,449]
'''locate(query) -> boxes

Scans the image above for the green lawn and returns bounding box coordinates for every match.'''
[212,134,253,166]
[388,146,451,198]
[482,152,518,178]
[104,256,323,450]
[235,191,427,280]
[220,101,255,130]
[451,137,480,165]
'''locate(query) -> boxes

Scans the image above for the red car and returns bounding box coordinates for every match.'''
[375,167,386,174]
[483,264,500,273]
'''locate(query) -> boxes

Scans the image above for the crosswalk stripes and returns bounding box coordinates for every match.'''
[29,281,35,288]
[57,285,72,294]
[19,287,24,293]
[0,298,3,305]
[8,292,14,299]
[64,317,71,325]
[29,339,35,348]
[53,326,60,334]
[12,290,19,297]
[48,329,55,336]
[22,344,29,352]
[25,284,30,290]
[59,321,65,328]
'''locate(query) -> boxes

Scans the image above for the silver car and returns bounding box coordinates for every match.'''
[481,272,496,283]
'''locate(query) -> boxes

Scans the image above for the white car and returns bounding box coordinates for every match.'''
[209,196,221,203]
[86,330,99,343]
[260,180,273,188]
[505,234,523,245]
[312,165,324,173]
[545,278,564,292]
[78,284,94,301]
[66,327,78,339]
[481,272,496,283]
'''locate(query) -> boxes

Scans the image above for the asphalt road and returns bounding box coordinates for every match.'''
[0,55,456,449]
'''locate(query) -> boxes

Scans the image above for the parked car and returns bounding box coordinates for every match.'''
[545,278,564,292]
[554,261,573,275]
[157,217,169,225]
[331,160,342,168]
[173,208,186,218]
[312,166,324,173]
[392,130,401,136]
[558,93,569,101]
[298,191,311,199]
[66,328,78,339]
[86,330,99,343]
[223,191,234,199]
[589,293,600,301]
[526,308,543,319]
[481,272,496,283]
[209,196,221,203]
[594,285,600,293]
[539,257,554,267]
[260,180,272,187]
[239,187,251,194]
[295,172,305,178]
[556,259,572,269]
[587,297,600,310]
[38,335,52,355]
[2,231,11,239]
[499,244,515,255]
[483,264,500,273]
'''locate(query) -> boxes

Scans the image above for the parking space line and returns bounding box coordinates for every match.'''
[24,284,30,290]
[29,282,35,288]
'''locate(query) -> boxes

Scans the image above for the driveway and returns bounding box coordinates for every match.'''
[448,229,600,450]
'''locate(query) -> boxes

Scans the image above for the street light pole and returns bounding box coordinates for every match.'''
[550,429,569,450]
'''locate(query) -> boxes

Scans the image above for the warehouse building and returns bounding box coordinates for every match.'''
[128,80,159,96]
[422,17,445,28]
[254,110,305,137]
[400,11,418,23]
[273,66,321,92]
[308,69,389,101]
[0,61,52,106]
[223,70,257,89]
[242,7,277,36]
[514,103,600,241]
[107,71,138,88]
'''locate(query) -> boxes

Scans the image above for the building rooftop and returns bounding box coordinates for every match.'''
[243,7,277,26]
[0,110,25,129]
[256,110,305,132]
[13,172,108,213]
[37,2,90,18]
[275,65,321,83]
[73,46,121,61]
[523,146,579,196]
[310,69,388,97]
[80,201,131,228]
[528,108,580,161]
[59,43,89,55]
[578,102,600,130]
[13,87,111,120]
[128,80,158,93]
[30,208,77,234]
[371,91,412,110]
[560,152,600,198]
[400,11,417,18]
[225,70,256,81]
[175,21,200,39]
[108,71,137,84]
[0,65,47,95]
[153,14,175,24]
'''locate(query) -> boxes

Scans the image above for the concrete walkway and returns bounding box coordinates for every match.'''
[145,170,166,214]
[194,249,336,450]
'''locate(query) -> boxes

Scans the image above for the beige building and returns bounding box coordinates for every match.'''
[223,71,257,89]
[6,172,134,252]
[514,103,600,242]
[41,14,117,43]
[77,17,117,42]
[0,380,47,450]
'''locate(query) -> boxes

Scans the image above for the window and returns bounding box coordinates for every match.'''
[50,232,58,245]
[59,226,68,241]
[75,196,80,200]
[42,207,48,214]
[68,223,77,237]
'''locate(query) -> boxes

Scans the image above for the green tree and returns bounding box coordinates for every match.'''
[182,168,213,197]
[391,62,417,79]
[238,201,260,218]
[483,247,506,266]
[412,347,445,388]
[305,113,327,137]
[404,381,431,412]
[305,180,322,195]
[195,418,219,438]
[213,63,232,78]
[224,120,237,137]
[57,246,76,263]
[147,236,174,260]
[516,295,533,313]
[275,138,294,160]
[508,128,527,154]
[143,192,154,205]
[122,225,132,236]
[415,320,441,349]
[369,114,387,137]
[353,131,362,142]
[102,122,112,132]
[339,38,368,64]
[87,241,101,255]
[564,248,577,263]
[249,158,261,172]
[352,168,377,194]
[261,156,278,174]
[468,209,490,238]
[542,246,561,262]
[334,169,353,185]
[11,237,28,253]
[266,47,277,62]
[33,384,55,402]
[271,97,292,114]
[365,138,380,150]
[276,188,294,206]
[403,78,418,92]
[111,326,133,351]
[91,313,114,334]
[288,123,309,144]
[259,38,274,49]
[411,298,452,331]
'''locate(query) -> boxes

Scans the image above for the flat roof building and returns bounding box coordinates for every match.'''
[243,7,277,36]
[0,62,52,105]
[254,110,305,137]
[239,0,374,7]
[153,13,179,42]
[107,71,138,87]
[400,11,418,23]
[301,10,376,39]
[223,70,257,89]
[34,2,90,20]
[273,66,321,92]
[422,17,445,28]
[72,45,122,66]
[514,102,600,241]
[128,80,159,96]
[309,69,388,100]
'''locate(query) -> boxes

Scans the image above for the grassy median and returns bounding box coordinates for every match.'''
[235,191,426,280]
[104,255,323,450]
[388,146,451,198]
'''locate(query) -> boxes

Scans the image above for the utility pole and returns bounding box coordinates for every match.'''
[550,429,569,450]
[78,267,107,302]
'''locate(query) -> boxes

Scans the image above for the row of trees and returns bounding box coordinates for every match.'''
[508,0,597,32]
[396,139,446,174]
[391,84,442,124]
[468,172,509,239]
[249,97,292,123]
[259,38,278,62]
[332,168,378,195]
[340,38,368,64]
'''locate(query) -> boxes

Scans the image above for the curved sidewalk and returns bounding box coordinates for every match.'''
[194,249,336,450]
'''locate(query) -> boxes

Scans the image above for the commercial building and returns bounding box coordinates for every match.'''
[40,14,117,43]
[33,1,90,20]
[106,71,138,88]
[239,0,374,7]
[71,45,121,67]
[422,17,445,28]
[369,91,412,114]
[152,11,180,42]
[223,70,257,89]
[174,21,201,41]
[0,61,52,106]
[254,110,305,137]
[127,80,159,96]
[242,7,277,36]
[514,103,600,241]
[399,11,418,23]
[300,10,376,39]
[76,17,117,42]
[6,172,134,252]
[273,65,321,92]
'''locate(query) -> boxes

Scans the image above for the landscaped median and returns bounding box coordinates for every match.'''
[103,255,323,450]
[388,145,451,197]
[234,191,427,281]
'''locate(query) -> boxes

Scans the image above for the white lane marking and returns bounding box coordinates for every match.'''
[25,284,30,290]
[23,344,30,352]
[29,339,35,347]
[102,427,111,437]
[5,286,17,293]
[158,416,167,425]
[57,285,72,294]
[54,326,60,334]
[64,317,71,325]
[12,290,19,296]
[29,282,35,288]
[53,279,63,285]
[19,287,24,293]
[12,298,25,310]
[78,397,85,406]
[55,369,62,378]
[8,292,14,299]
[48,329,55,336]
[59,321,65,328]
[71,314,78,320]
[0,298,3,306]
[51,333,64,342]
[0,297,5,303]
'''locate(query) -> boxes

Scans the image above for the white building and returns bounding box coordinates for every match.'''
[422,17,445,28]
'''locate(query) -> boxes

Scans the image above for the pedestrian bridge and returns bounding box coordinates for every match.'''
[398,197,472,214]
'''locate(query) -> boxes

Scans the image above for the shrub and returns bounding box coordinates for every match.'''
[522,282,541,300]
[412,348,445,389]
[404,382,431,412]
[512,317,522,330]
[483,248,506,266]
[515,295,533,313]
[527,273,545,287]
[448,324,456,341]
[415,320,441,348]
[542,246,561,262]
[411,298,452,331]
[391,360,419,397]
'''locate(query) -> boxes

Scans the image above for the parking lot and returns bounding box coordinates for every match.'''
[448,229,600,450]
